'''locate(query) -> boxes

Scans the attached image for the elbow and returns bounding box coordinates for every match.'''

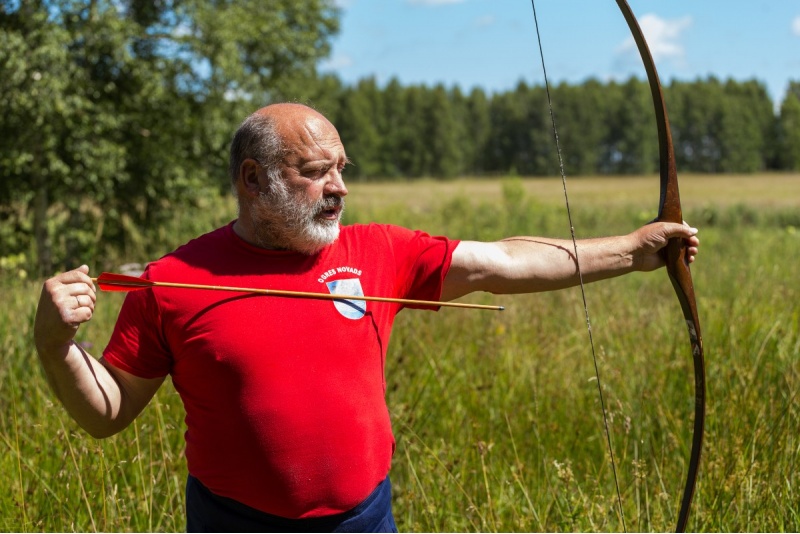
[86,429,111,439]
[84,426,120,440]
[50,394,130,439]
[77,416,129,440]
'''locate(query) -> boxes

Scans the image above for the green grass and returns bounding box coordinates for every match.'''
[1,174,799,531]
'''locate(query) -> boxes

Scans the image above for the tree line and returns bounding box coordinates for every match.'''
[1,1,799,275]
[319,76,800,180]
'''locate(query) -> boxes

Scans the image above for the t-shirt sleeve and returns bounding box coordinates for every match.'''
[385,225,460,310]
[102,272,172,379]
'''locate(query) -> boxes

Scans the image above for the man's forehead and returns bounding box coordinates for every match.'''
[256,103,331,135]
[286,116,333,143]
[251,103,345,164]
[279,119,345,163]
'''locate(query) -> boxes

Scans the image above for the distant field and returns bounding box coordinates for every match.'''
[347,173,800,211]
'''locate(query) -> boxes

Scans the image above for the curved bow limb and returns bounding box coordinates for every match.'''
[614,1,706,531]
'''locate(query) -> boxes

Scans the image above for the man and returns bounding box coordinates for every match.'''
[34,103,700,532]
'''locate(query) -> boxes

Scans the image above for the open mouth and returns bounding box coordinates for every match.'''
[319,206,340,220]
[317,198,344,220]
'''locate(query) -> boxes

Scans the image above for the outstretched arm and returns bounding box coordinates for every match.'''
[441,221,699,301]
[34,265,164,438]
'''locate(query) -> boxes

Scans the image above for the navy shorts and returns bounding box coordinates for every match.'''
[185,475,398,533]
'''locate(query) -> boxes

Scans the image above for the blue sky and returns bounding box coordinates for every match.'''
[320,0,800,107]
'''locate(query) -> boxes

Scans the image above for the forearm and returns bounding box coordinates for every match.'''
[443,222,698,300]
[443,234,638,300]
[36,340,125,438]
[485,234,636,293]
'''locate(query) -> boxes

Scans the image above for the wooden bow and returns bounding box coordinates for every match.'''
[615,1,706,531]
[531,0,706,530]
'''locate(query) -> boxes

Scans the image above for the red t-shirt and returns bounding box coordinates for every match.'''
[103,221,458,519]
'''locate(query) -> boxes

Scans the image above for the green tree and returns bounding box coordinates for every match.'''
[400,85,432,177]
[605,78,657,174]
[487,82,553,176]
[462,87,491,175]
[717,79,773,172]
[0,0,340,275]
[336,77,384,180]
[425,85,464,178]
[379,77,409,179]
[304,73,345,124]
[551,79,608,176]
[669,78,775,173]
[669,78,725,172]
[0,5,131,274]
[776,82,800,171]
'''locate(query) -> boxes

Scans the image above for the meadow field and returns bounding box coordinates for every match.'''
[1,173,799,531]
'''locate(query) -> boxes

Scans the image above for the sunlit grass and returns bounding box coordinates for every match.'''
[1,174,798,531]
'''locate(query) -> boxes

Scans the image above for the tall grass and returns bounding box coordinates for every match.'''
[1,176,798,531]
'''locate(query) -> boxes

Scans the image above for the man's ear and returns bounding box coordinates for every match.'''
[238,159,262,196]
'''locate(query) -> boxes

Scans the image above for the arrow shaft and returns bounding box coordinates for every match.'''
[91,277,504,311]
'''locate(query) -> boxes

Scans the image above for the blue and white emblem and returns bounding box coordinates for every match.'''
[326,278,367,320]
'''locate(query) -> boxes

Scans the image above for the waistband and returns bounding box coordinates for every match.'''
[186,474,396,533]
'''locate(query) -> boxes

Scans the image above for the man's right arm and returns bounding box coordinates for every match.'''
[34,265,164,439]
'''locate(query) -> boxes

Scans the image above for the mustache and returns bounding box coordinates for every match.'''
[315,194,344,212]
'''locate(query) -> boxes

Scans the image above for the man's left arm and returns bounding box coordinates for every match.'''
[441,222,699,301]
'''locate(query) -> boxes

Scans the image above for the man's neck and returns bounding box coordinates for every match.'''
[232,218,280,250]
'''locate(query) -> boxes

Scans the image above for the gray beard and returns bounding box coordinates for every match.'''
[247,177,344,255]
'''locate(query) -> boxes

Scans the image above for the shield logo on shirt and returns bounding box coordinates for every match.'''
[326,278,367,320]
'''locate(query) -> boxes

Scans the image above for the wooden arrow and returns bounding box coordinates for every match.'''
[91,272,504,311]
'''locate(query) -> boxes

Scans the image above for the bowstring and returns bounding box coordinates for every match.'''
[529,2,627,531]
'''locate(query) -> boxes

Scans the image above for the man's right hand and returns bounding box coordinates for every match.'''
[34,265,96,353]
[33,265,165,438]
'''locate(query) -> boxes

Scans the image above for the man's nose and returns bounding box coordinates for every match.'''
[325,169,348,197]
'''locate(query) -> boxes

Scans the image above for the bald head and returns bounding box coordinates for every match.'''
[254,103,334,131]
[228,104,338,188]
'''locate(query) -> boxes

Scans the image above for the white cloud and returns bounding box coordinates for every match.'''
[406,0,465,5]
[319,54,354,71]
[792,16,800,36]
[618,14,692,64]
[474,15,495,28]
